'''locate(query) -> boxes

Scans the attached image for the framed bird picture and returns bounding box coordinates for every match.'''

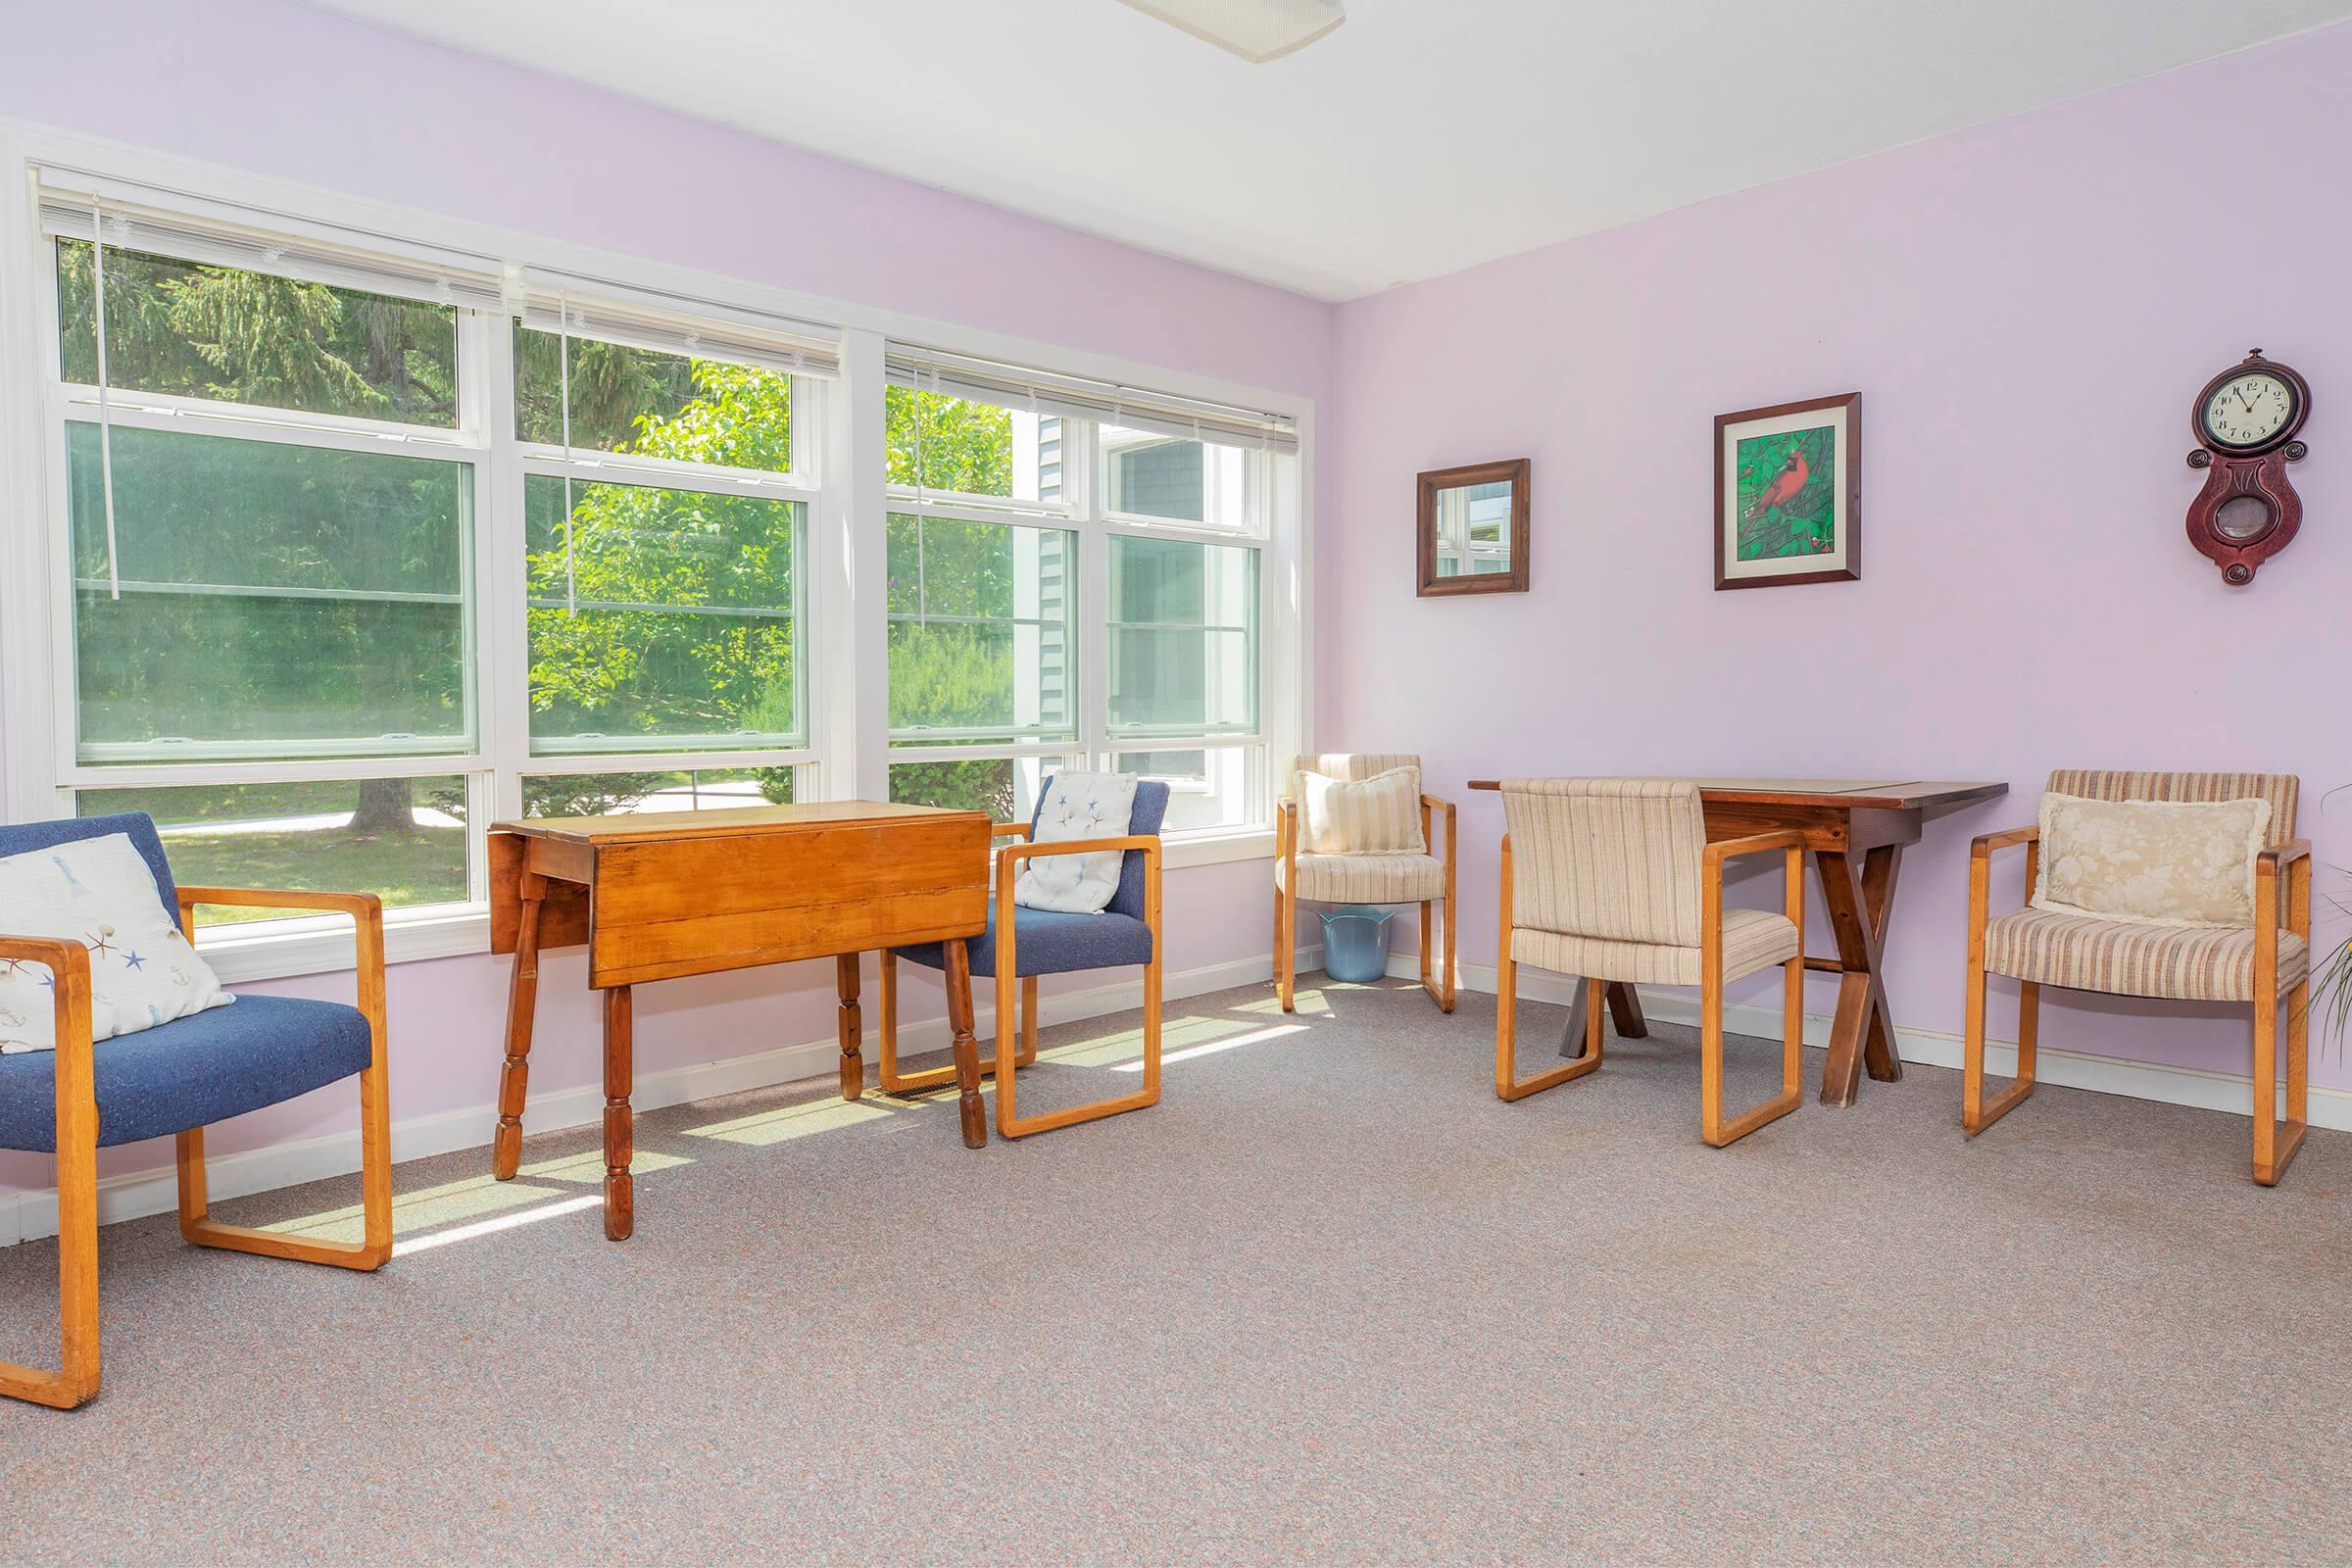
[1714,392,1860,589]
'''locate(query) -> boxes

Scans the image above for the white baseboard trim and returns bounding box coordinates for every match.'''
[0,951,1286,1248]
[1406,952,2352,1133]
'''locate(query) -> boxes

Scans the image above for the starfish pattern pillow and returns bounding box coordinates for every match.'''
[0,832,233,1054]
[1013,772,1142,914]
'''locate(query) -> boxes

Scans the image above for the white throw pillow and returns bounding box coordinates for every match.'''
[1013,772,1141,914]
[2033,793,2271,928]
[1298,765,1425,855]
[0,832,233,1054]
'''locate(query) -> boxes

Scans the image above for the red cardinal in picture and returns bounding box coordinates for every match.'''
[1745,446,1809,520]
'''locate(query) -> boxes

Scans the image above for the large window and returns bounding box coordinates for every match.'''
[882,365,1274,829]
[11,177,1301,972]
[35,214,818,931]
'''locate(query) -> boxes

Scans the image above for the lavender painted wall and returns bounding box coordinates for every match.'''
[1328,24,2352,1087]
[0,0,1332,1196]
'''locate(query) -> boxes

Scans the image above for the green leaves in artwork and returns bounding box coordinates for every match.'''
[1733,423,1837,562]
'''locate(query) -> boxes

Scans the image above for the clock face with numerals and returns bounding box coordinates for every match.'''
[2200,370,2296,450]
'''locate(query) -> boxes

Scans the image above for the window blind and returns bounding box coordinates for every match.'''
[37,174,509,316]
[506,267,840,381]
[884,344,1299,454]
[33,171,842,380]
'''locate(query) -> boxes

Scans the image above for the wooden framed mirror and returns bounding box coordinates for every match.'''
[1416,458,1530,596]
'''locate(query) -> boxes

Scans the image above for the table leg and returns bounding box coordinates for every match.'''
[491,872,545,1181]
[603,985,634,1241]
[1558,978,1649,1058]
[836,953,863,1101]
[1815,842,1905,1106]
[944,938,986,1151]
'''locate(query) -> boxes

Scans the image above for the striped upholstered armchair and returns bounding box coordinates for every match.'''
[1965,770,2311,1185]
[1274,753,1455,1012]
[1494,779,1805,1148]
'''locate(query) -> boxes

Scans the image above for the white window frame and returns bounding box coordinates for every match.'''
[880,383,1291,840]
[0,123,1312,985]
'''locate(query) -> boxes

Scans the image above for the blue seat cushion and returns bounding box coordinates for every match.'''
[0,995,372,1152]
[896,902,1153,979]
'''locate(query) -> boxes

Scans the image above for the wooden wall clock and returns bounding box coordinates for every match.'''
[2185,349,2310,585]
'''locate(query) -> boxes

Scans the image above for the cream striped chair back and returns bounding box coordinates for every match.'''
[1501,778,1707,949]
[2045,770,2299,844]
[1286,753,1421,795]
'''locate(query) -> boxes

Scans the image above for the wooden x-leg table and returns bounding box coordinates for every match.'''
[1472,779,2006,1106]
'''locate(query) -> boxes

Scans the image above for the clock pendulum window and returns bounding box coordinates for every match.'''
[2184,348,2311,586]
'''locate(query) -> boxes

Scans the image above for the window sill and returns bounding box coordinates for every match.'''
[194,830,1275,985]
[1162,826,1274,869]
[199,905,490,987]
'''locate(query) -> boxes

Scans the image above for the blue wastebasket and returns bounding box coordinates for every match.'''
[1320,905,1397,983]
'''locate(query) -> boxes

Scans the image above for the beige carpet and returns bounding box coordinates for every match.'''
[0,974,2346,1565]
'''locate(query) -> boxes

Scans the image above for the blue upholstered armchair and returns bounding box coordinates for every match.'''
[0,813,392,1409]
[876,781,1167,1139]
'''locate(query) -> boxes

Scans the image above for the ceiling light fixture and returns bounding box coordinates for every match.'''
[1115,0,1345,64]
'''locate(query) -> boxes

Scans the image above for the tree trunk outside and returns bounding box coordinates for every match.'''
[348,777,417,839]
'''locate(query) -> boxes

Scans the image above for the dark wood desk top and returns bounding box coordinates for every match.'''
[491,799,984,847]
[1464,778,2008,811]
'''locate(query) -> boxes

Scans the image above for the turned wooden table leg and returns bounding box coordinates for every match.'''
[1815,842,1905,1106]
[944,938,986,1151]
[492,872,546,1180]
[836,952,863,1101]
[603,985,634,1241]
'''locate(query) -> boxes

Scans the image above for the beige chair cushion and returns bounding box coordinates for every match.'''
[1298,765,1424,854]
[2034,793,2270,927]
[1277,852,1446,904]
[1985,907,2308,1003]
[1511,907,1798,988]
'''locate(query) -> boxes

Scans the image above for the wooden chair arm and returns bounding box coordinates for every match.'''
[1970,825,2039,859]
[2258,838,2314,872]
[1419,793,1455,817]
[992,822,1032,841]
[1701,829,1804,872]
[171,889,387,1027]
[995,835,1162,870]
[174,886,385,921]
[0,935,96,1144]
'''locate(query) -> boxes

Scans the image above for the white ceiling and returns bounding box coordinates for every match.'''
[299,0,2352,301]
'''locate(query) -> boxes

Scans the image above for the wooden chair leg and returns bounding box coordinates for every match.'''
[1276,884,1297,1012]
[879,951,1037,1095]
[1419,900,1433,995]
[996,853,1163,1139]
[1430,869,1448,1020]
[2256,859,2312,1186]
[2253,980,2306,1187]
[1962,854,2035,1136]
[1495,838,1602,1102]
[177,1060,395,1270]
[1699,845,1803,1148]
[0,1135,101,1409]
[1700,971,1802,1148]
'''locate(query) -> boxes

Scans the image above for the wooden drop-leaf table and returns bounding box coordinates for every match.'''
[487,801,994,1239]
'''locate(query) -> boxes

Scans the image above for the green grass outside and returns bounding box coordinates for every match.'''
[165,827,467,926]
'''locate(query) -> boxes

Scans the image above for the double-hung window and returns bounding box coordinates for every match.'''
[27,181,834,951]
[10,169,1299,981]
[881,349,1295,836]
[509,283,823,819]
[44,212,493,925]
